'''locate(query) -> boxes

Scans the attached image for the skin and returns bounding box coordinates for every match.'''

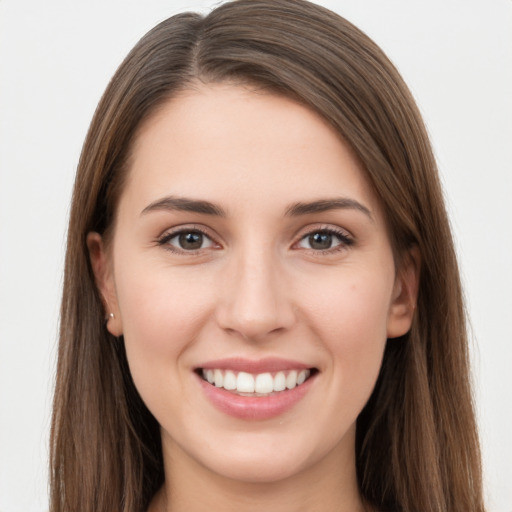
[88,83,418,512]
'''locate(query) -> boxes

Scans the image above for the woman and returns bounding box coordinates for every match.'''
[50,1,486,511]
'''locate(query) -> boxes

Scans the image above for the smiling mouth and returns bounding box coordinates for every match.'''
[197,368,317,396]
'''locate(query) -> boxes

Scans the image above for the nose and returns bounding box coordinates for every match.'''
[216,247,296,341]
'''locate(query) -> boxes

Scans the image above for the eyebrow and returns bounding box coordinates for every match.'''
[140,195,372,220]
[285,197,373,220]
[141,196,227,217]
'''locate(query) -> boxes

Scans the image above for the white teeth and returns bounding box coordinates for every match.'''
[286,370,298,389]
[255,373,274,394]
[223,370,237,390]
[201,368,312,394]
[214,369,223,387]
[297,369,308,385]
[274,371,286,392]
[237,372,255,393]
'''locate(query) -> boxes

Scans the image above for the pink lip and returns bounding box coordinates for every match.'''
[195,358,317,421]
[197,357,311,373]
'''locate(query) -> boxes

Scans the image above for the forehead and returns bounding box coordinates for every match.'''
[120,83,383,222]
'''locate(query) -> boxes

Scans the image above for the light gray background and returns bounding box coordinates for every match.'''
[0,1,511,511]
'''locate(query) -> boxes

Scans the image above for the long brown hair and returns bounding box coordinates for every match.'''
[50,1,485,511]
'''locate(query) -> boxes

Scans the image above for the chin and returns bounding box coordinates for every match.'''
[203,450,312,484]
[175,425,340,485]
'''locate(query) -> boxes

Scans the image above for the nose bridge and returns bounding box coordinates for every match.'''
[217,240,295,340]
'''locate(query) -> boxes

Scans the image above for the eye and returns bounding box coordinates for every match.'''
[296,228,353,252]
[158,229,217,252]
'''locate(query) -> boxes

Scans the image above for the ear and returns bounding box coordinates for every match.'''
[86,232,123,337]
[386,246,420,339]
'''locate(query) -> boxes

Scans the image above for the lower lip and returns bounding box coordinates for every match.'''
[197,372,316,421]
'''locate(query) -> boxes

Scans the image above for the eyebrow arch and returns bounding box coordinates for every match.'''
[141,196,226,217]
[285,197,373,220]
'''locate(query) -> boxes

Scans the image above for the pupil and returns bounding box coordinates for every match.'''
[309,232,332,250]
[179,232,203,250]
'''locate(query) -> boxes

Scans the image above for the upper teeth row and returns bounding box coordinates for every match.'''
[202,369,311,394]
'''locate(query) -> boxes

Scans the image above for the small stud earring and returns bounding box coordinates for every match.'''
[104,312,115,324]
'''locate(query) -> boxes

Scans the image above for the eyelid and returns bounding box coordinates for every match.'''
[156,224,222,253]
[155,223,354,255]
[292,224,354,252]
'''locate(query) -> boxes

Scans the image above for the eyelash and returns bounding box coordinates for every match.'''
[295,227,354,254]
[156,226,354,255]
[157,226,216,254]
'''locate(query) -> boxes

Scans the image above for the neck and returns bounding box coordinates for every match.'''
[150,428,367,512]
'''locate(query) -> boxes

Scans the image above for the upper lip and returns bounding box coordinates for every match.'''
[197,357,314,374]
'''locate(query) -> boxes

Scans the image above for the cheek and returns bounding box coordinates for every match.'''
[305,266,393,339]
[117,253,214,335]
[113,256,216,396]
[303,266,393,389]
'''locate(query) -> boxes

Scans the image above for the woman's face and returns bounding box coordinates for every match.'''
[90,83,416,485]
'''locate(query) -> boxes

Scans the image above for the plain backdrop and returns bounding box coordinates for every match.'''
[0,1,511,511]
